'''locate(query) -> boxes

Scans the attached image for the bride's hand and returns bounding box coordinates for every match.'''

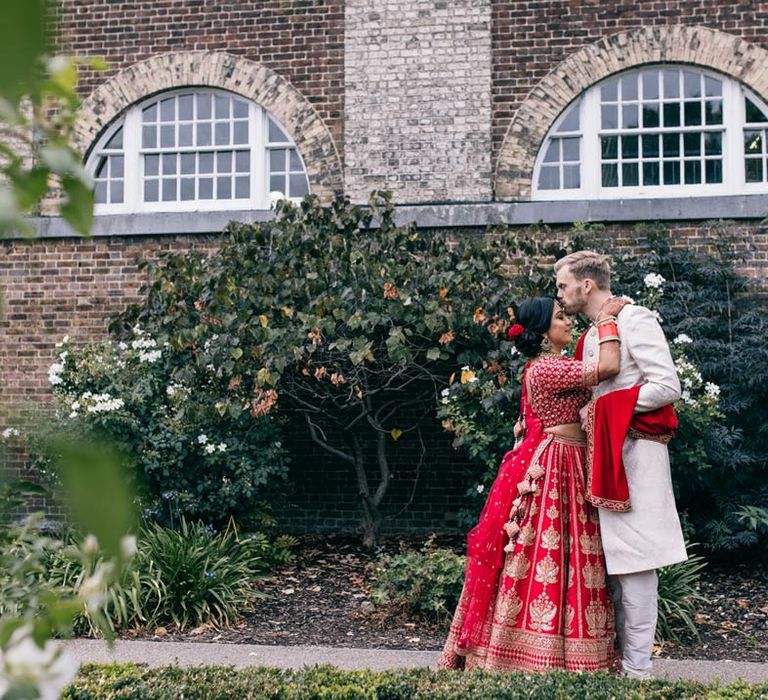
[598,295,629,320]
[513,419,524,439]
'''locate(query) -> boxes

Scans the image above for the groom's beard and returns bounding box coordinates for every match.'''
[560,290,587,316]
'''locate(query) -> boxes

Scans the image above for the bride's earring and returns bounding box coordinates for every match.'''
[541,336,553,352]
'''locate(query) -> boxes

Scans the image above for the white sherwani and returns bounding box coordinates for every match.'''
[582,304,688,575]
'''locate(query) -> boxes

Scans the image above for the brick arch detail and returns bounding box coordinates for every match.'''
[75,51,343,202]
[495,26,768,200]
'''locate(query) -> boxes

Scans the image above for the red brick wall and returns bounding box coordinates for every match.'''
[491,1,768,170]
[56,0,345,152]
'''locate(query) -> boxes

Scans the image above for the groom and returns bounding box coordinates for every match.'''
[554,250,688,679]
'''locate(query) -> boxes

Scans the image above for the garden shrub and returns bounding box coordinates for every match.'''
[64,664,768,700]
[25,332,289,529]
[369,539,465,622]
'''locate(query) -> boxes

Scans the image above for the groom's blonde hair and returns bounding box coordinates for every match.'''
[554,251,611,290]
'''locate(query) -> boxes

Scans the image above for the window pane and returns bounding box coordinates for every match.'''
[557,103,580,132]
[268,117,288,143]
[642,103,660,128]
[197,94,212,119]
[233,121,249,145]
[562,164,580,189]
[95,181,107,204]
[142,125,157,148]
[663,70,679,98]
[178,123,193,147]
[704,100,723,125]
[642,134,659,158]
[179,95,194,120]
[704,76,722,97]
[601,136,618,160]
[217,151,232,173]
[684,132,701,157]
[621,75,638,101]
[142,104,157,123]
[601,163,618,187]
[236,151,250,172]
[684,160,701,184]
[196,123,211,147]
[217,176,232,198]
[561,138,579,162]
[704,132,722,156]
[543,140,559,163]
[180,153,195,174]
[235,176,250,198]
[233,99,249,119]
[744,131,762,155]
[214,122,230,145]
[663,103,680,127]
[642,161,660,186]
[745,98,768,124]
[111,155,124,177]
[95,157,108,179]
[621,135,638,159]
[622,162,639,186]
[663,161,681,184]
[144,179,159,202]
[199,152,214,173]
[663,133,680,156]
[683,72,701,99]
[705,159,722,184]
[215,95,229,118]
[745,158,764,182]
[199,178,213,198]
[162,154,177,174]
[684,101,702,126]
[160,98,175,121]
[145,155,159,176]
[269,174,286,194]
[270,149,287,171]
[289,149,303,171]
[601,105,618,129]
[622,104,638,129]
[642,72,659,100]
[180,178,195,200]
[162,179,177,201]
[105,127,123,149]
[600,79,618,102]
[160,124,175,147]
[538,166,559,190]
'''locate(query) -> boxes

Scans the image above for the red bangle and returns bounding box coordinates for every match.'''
[598,321,619,339]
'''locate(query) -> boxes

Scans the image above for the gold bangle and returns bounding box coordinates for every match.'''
[598,336,620,344]
[596,315,617,325]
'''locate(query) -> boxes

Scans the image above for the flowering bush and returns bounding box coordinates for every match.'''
[25,329,289,529]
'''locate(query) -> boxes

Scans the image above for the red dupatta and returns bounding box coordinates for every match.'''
[456,365,544,651]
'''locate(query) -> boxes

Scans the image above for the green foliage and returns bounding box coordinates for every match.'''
[26,334,290,529]
[370,540,465,622]
[656,545,708,643]
[65,663,768,700]
[2,519,296,634]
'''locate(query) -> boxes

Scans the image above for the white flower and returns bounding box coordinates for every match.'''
[79,565,109,609]
[705,382,721,399]
[121,535,137,558]
[1,427,20,440]
[166,385,178,398]
[468,376,479,383]
[197,434,208,445]
[440,388,450,397]
[441,397,449,405]
[131,337,157,351]
[461,365,470,371]
[54,334,70,348]
[621,295,635,303]
[644,272,665,289]
[217,442,227,452]
[476,484,485,494]
[204,444,217,454]
[651,309,663,322]
[48,362,64,386]
[71,401,80,411]
[138,349,162,363]
[118,341,128,351]
[509,346,519,357]
[0,625,78,700]
[673,334,693,345]
[81,534,99,555]
[58,350,68,362]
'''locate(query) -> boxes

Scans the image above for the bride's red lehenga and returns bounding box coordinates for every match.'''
[439,355,615,672]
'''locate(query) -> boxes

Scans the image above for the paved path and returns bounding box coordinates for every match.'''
[65,639,768,684]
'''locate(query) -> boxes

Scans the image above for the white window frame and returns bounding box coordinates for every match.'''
[86,88,309,214]
[532,65,768,200]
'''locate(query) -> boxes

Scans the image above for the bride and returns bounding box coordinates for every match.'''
[439,295,624,672]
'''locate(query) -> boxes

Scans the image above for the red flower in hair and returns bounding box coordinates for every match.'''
[507,323,525,339]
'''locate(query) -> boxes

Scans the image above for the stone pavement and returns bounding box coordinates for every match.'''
[65,639,768,685]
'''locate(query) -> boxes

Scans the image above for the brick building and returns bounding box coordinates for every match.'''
[2,1,768,533]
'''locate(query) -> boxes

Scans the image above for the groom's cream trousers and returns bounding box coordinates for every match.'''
[609,570,658,678]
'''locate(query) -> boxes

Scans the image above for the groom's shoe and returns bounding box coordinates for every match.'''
[621,667,653,680]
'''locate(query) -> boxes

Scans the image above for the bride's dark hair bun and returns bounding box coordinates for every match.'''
[511,297,555,358]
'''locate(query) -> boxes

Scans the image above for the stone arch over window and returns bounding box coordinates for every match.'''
[495,26,768,200]
[75,51,342,204]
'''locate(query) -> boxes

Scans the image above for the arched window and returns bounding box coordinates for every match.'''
[533,66,768,200]
[86,88,310,213]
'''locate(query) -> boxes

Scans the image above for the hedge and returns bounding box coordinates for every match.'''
[64,664,768,700]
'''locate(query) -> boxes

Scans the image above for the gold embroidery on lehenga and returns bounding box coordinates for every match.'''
[495,589,524,625]
[568,564,575,588]
[585,600,608,638]
[548,486,560,501]
[540,524,561,550]
[506,551,530,579]
[582,561,606,589]
[529,501,539,517]
[579,532,603,555]
[528,592,557,632]
[535,554,560,585]
[518,523,535,547]
[578,511,587,524]
[565,604,575,635]
[546,504,560,520]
